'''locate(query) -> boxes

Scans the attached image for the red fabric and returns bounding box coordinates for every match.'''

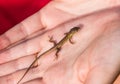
[0,0,50,35]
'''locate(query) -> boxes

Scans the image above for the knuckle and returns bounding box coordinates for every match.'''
[0,50,11,64]
[6,74,15,84]
[0,34,11,48]
[19,22,29,36]
[13,59,21,70]
[31,66,43,77]
[25,41,32,54]
[31,67,40,74]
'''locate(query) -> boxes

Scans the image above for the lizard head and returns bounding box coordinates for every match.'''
[70,24,83,33]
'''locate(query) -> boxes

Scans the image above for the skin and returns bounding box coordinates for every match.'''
[17,27,81,84]
[0,0,120,84]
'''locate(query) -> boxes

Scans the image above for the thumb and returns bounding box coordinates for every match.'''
[85,66,120,84]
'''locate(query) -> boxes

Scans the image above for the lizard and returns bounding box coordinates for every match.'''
[17,26,81,84]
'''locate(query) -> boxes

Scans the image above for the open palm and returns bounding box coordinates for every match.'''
[0,0,120,84]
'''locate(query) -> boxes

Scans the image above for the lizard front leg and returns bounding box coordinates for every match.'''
[64,33,75,44]
[69,37,75,44]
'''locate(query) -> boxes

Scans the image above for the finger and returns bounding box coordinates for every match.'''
[0,54,36,76]
[23,78,44,84]
[0,66,44,84]
[0,0,82,51]
[1,6,118,64]
[0,45,56,77]
[0,34,44,64]
[85,65,120,84]
[0,12,45,50]
[0,20,81,64]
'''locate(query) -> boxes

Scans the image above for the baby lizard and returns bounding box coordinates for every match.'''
[17,26,81,84]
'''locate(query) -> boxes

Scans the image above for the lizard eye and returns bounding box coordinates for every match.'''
[73,27,80,31]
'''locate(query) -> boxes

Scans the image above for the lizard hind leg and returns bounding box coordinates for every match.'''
[49,36,57,46]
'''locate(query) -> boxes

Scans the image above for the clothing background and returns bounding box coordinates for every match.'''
[0,0,50,35]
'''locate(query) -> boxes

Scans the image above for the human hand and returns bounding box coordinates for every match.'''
[0,0,120,84]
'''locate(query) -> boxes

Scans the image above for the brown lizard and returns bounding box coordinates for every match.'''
[17,26,81,84]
